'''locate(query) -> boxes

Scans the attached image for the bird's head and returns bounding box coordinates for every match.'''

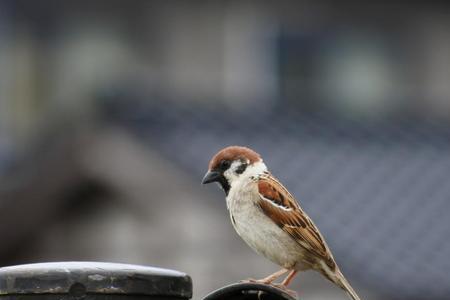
[202,146,267,195]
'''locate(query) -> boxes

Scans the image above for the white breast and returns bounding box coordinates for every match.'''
[226,177,310,271]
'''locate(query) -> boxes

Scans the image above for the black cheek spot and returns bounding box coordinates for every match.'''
[235,163,247,174]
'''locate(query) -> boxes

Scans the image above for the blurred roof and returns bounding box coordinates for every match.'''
[104,98,450,300]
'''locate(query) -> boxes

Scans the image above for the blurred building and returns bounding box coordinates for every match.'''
[0,1,450,300]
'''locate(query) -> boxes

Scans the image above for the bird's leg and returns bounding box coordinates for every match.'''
[260,269,290,284]
[241,269,288,284]
[270,270,299,298]
[280,270,298,287]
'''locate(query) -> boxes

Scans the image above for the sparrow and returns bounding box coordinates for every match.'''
[202,146,361,300]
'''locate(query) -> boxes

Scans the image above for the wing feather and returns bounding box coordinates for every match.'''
[257,175,336,269]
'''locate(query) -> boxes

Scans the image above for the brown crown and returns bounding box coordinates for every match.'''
[208,146,261,170]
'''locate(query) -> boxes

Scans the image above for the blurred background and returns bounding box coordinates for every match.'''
[1,1,450,299]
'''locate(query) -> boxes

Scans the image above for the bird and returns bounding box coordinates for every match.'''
[201,146,361,300]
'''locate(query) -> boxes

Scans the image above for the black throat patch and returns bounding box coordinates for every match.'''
[217,175,231,195]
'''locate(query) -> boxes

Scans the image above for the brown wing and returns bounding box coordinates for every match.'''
[257,174,336,269]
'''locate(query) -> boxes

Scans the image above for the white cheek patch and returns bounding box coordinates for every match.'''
[223,161,240,181]
[224,160,267,186]
[244,161,267,177]
[223,160,245,183]
[231,160,243,171]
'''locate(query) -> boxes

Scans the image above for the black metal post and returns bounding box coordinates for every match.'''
[0,262,192,300]
[202,283,297,300]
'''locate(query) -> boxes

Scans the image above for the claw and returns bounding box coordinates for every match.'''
[240,278,270,284]
[270,284,298,298]
[283,288,298,298]
[240,269,289,285]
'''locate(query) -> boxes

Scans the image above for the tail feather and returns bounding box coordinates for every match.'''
[319,262,361,300]
[335,269,361,300]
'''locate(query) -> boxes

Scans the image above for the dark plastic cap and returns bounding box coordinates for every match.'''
[0,262,192,299]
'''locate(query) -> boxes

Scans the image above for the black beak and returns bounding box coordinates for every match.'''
[202,171,221,184]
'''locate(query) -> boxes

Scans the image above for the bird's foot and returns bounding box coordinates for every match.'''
[240,278,271,284]
[240,269,289,285]
[239,280,298,298]
[270,283,298,298]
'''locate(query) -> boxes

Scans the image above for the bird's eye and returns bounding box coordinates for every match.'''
[220,160,231,170]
